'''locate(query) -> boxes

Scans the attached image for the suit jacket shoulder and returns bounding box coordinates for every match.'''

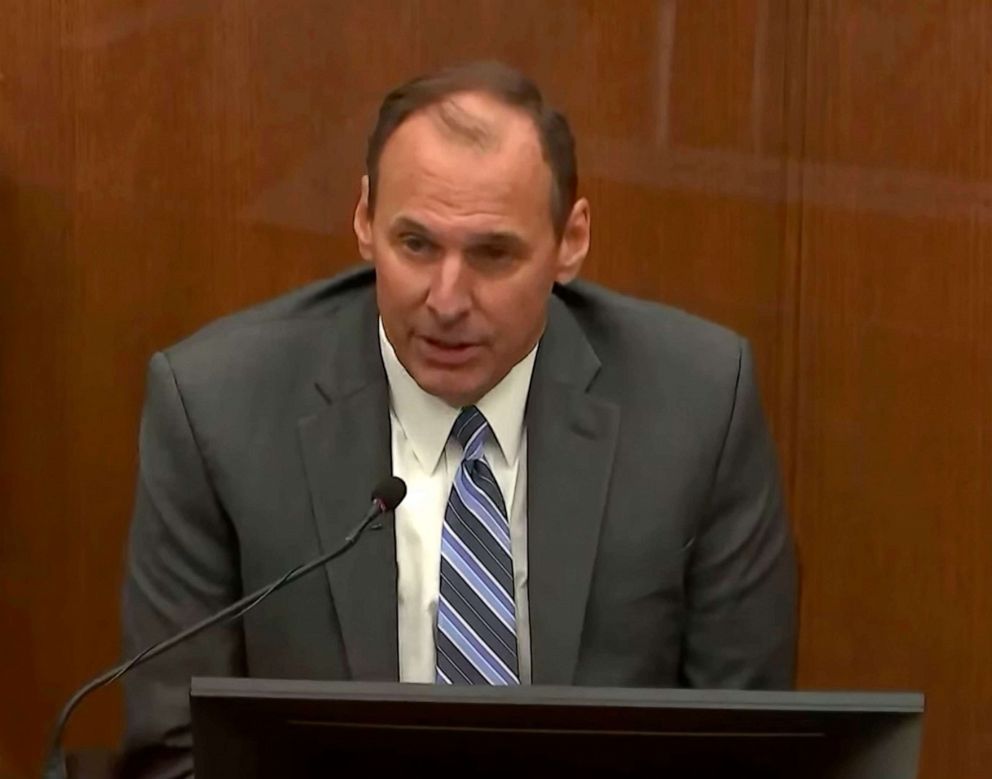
[164,265,374,371]
[156,266,380,416]
[554,278,747,415]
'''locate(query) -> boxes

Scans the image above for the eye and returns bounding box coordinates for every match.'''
[401,234,431,255]
[470,244,510,263]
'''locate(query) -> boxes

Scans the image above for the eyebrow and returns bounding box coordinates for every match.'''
[389,216,527,252]
[465,231,527,253]
[390,216,434,236]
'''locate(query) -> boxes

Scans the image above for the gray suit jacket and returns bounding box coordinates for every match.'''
[120,266,796,776]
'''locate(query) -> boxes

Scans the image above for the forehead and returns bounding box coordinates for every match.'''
[374,92,553,230]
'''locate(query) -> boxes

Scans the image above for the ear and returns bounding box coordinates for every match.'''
[353,175,374,262]
[554,197,590,284]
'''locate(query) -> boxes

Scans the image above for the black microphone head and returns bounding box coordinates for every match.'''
[372,476,407,512]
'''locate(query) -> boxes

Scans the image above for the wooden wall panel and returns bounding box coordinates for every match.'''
[2,1,989,778]
[793,2,992,777]
[0,0,77,772]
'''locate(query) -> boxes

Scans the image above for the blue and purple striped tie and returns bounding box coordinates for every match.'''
[436,406,519,685]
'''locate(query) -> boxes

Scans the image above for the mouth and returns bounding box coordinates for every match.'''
[416,335,483,367]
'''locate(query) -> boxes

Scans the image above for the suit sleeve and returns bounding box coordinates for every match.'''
[680,339,798,689]
[119,351,246,778]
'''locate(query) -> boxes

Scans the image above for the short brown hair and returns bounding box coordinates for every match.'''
[365,61,578,239]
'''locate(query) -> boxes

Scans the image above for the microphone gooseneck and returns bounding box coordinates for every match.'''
[42,477,406,779]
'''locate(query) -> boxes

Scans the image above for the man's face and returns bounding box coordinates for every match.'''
[354,91,589,407]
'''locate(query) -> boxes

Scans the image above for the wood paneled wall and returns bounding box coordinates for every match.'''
[795,3,992,775]
[1,2,989,776]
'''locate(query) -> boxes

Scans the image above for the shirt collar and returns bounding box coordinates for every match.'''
[378,319,537,472]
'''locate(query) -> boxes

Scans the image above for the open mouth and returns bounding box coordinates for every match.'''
[418,336,482,366]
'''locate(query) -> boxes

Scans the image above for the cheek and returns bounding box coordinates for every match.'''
[375,252,426,314]
[481,275,550,345]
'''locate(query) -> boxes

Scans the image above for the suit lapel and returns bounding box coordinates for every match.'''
[527,293,620,685]
[297,290,398,681]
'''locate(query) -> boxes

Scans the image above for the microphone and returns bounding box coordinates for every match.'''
[43,476,407,779]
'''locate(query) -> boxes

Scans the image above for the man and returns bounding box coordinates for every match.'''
[121,61,796,774]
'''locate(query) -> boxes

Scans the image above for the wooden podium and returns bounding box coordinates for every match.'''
[191,678,924,778]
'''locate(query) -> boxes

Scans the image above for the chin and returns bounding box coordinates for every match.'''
[413,369,484,408]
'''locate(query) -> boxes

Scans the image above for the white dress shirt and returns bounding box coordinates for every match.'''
[379,320,536,684]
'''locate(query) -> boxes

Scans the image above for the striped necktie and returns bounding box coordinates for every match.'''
[436,406,520,685]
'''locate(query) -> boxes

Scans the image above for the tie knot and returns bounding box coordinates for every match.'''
[451,406,489,458]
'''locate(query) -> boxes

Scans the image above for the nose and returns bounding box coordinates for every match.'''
[425,254,471,326]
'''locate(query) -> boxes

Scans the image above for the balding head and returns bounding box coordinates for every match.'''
[364,61,577,240]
